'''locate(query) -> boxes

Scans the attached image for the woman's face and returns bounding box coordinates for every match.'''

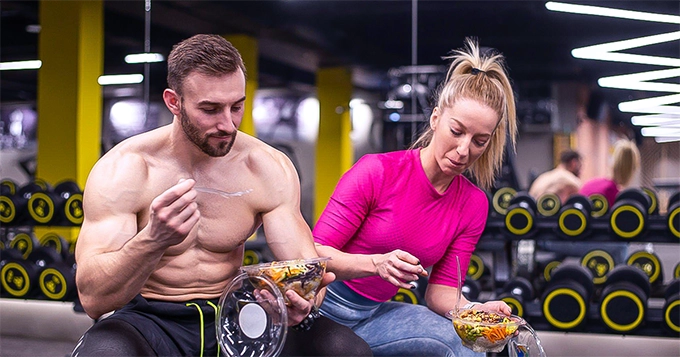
[429,98,499,177]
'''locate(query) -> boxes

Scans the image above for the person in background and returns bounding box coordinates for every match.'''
[579,139,641,207]
[71,34,370,357]
[528,149,583,204]
[312,38,516,357]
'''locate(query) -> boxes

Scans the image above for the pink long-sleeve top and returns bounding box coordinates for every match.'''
[313,149,489,302]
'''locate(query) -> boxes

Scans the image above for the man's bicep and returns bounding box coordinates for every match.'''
[261,204,316,260]
[76,212,139,259]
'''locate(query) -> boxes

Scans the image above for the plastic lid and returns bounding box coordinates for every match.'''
[217,273,288,357]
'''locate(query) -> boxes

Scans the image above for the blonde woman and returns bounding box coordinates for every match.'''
[580,139,641,207]
[313,38,517,357]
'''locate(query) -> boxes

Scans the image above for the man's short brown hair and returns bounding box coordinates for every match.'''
[560,150,581,165]
[167,34,246,95]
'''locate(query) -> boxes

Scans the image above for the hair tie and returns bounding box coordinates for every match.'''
[471,68,486,75]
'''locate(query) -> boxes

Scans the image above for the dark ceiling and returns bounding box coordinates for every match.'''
[2,0,679,105]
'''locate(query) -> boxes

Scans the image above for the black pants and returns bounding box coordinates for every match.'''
[72,295,372,357]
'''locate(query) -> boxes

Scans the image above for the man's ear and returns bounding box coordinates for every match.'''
[163,89,181,115]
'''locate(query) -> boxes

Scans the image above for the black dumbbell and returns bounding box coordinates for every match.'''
[466,253,489,282]
[39,232,71,260]
[581,249,615,286]
[0,182,44,226]
[24,180,60,225]
[462,276,482,301]
[609,188,651,240]
[667,192,679,239]
[37,251,77,301]
[498,276,535,318]
[0,245,59,299]
[52,180,84,225]
[556,195,593,239]
[0,178,17,195]
[662,278,680,335]
[536,193,561,218]
[642,187,659,216]
[504,192,538,237]
[598,265,651,333]
[466,253,492,293]
[8,232,39,260]
[243,249,263,266]
[626,250,664,295]
[541,263,594,331]
[533,256,563,295]
[587,193,609,219]
[491,187,517,216]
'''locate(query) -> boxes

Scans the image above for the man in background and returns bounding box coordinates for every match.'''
[529,149,583,204]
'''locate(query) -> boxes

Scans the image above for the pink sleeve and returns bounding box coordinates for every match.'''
[313,155,383,249]
[429,187,489,288]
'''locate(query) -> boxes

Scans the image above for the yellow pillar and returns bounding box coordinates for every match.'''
[36,0,103,242]
[224,35,258,137]
[315,67,353,222]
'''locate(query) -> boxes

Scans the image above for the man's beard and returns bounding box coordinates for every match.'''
[179,106,236,157]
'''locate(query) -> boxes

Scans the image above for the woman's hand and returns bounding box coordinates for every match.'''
[473,300,512,316]
[372,249,428,289]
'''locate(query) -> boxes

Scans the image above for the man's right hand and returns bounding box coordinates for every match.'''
[147,179,201,247]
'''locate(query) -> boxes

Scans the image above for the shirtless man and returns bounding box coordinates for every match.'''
[72,34,370,357]
[529,149,582,204]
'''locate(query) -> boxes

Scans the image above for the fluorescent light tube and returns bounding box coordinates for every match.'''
[655,137,680,143]
[641,127,680,137]
[98,74,144,85]
[631,114,680,126]
[618,94,680,114]
[545,2,680,24]
[124,53,165,64]
[571,31,680,66]
[0,60,42,70]
[598,68,680,93]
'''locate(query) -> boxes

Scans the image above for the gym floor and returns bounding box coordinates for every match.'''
[1,298,679,357]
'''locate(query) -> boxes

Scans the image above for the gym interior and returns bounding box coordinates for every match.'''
[1,1,679,356]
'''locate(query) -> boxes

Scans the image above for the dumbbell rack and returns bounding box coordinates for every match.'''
[475,188,680,339]
[1,179,83,304]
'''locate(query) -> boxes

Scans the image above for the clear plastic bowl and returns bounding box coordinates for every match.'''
[447,309,524,353]
[240,257,330,303]
[217,273,288,357]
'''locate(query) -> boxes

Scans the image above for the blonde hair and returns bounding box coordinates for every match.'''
[611,139,640,188]
[410,38,517,190]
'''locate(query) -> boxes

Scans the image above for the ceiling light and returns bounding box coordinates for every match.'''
[654,136,680,143]
[640,127,680,137]
[25,24,41,33]
[545,2,680,24]
[0,60,42,71]
[124,53,165,64]
[98,74,144,86]
[618,94,680,114]
[598,68,680,93]
[383,100,404,110]
[631,114,680,126]
[551,3,680,120]
[571,31,680,66]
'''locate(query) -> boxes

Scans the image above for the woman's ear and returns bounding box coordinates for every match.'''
[163,89,181,115]
[430,107,440,130]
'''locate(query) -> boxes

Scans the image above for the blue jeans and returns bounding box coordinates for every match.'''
[319,282,483,357]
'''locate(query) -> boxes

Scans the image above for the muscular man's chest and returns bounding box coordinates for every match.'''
[193,197,260,252]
